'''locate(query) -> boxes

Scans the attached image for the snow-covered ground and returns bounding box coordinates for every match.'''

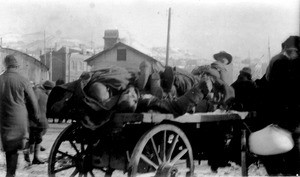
[0,123,268,177]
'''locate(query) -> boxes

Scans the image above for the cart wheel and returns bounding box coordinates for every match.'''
[129,124,194,177]
[48,123,113,177]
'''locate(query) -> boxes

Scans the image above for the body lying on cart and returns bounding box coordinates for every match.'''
[48,111,250,177]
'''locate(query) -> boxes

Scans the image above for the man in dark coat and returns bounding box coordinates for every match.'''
[0,55,39,177]
[24,80,55,164]
[231,67,257,111]
[258,36,300,175]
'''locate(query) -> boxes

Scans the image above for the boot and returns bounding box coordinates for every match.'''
[174,83,207,115]
[23,149,31,163]
[32,144,45,165]
[6,151,18,177]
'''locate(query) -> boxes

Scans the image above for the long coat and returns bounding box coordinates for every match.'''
[262,53,300,130]
[0,69,39,152]
[30,86,49,130]
[231,74,257,111]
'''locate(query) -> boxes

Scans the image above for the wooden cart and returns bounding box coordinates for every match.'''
[48,111,250,177]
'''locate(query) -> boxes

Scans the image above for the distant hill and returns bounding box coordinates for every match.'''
[1,32,102,58]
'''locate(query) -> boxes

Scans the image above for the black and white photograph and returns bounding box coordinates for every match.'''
[0,0,299,176]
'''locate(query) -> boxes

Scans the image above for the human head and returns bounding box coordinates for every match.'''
[239,67,252,80]
[43,80,55,94]
[213,51,232,65]
[4,55,19,68]
[117,85,139,113]
[281,36,300,60]
[55,79,65,86]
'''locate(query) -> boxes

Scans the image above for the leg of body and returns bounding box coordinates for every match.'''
[32,129,45,164]
[23,141,31,163]
[5,150,18,177]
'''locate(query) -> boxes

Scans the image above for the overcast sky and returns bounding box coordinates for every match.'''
[0,0,299,61]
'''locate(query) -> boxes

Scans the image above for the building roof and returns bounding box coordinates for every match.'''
[84,42,161,64]
[0,47,48,70]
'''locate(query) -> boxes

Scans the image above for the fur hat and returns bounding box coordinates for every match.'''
[43,80,55,90]
[239,67,252,80]
[4,55,19,68]
[213,51,232,64]
[281,36,300,50]
[240,67,251,75]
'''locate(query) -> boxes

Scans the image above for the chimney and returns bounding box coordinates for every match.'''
[103,29,119,50]
[79,44,87,55]
[54,42,60,51]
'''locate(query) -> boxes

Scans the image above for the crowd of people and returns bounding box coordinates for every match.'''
[0,35,299,176]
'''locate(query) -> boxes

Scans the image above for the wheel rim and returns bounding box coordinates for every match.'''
[129,124,194,177]
[48,123,109,177]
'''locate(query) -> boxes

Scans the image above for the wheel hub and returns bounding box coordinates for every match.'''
[75,154,93,173]
[155,164,178,177]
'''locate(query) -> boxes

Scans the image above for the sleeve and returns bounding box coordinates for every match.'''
[265,54,282,81]
[212,77,235,105]
[24,81,39,123]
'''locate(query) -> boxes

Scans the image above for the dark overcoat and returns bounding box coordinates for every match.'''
[30,86,49,130]
[0,69,39,152]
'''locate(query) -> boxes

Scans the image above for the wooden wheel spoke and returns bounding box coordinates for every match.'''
[89,171,96,177]
[69,140,80,154]
[81,143,85,152]
[54,164,76,173]
[170,148,188,166]
[160,130,167,162]
[57,150,76,160]
[150,137,162,164]
[128,124,194,176]
[166,134,179,162]
[141,154,159,169]
[70,168,79,177]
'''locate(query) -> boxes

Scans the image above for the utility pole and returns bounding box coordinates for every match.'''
[44,30,47,66]
[91,32,93,51]
[165,8,171,66]
[49,48,53,81]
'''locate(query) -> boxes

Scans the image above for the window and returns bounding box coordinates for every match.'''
[72,61,77,71]
[117,49,126,61]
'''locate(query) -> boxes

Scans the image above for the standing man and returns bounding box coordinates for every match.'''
[24,80,55,164]
[0,55,39,177]
[231,67,257,111]
[211,51,233,85]
[259,36,300,175]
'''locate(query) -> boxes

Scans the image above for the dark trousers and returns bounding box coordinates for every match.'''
[5,150,18,177]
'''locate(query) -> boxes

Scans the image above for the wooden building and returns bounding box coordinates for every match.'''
[40,47,91,83]
[85,42,163,73]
